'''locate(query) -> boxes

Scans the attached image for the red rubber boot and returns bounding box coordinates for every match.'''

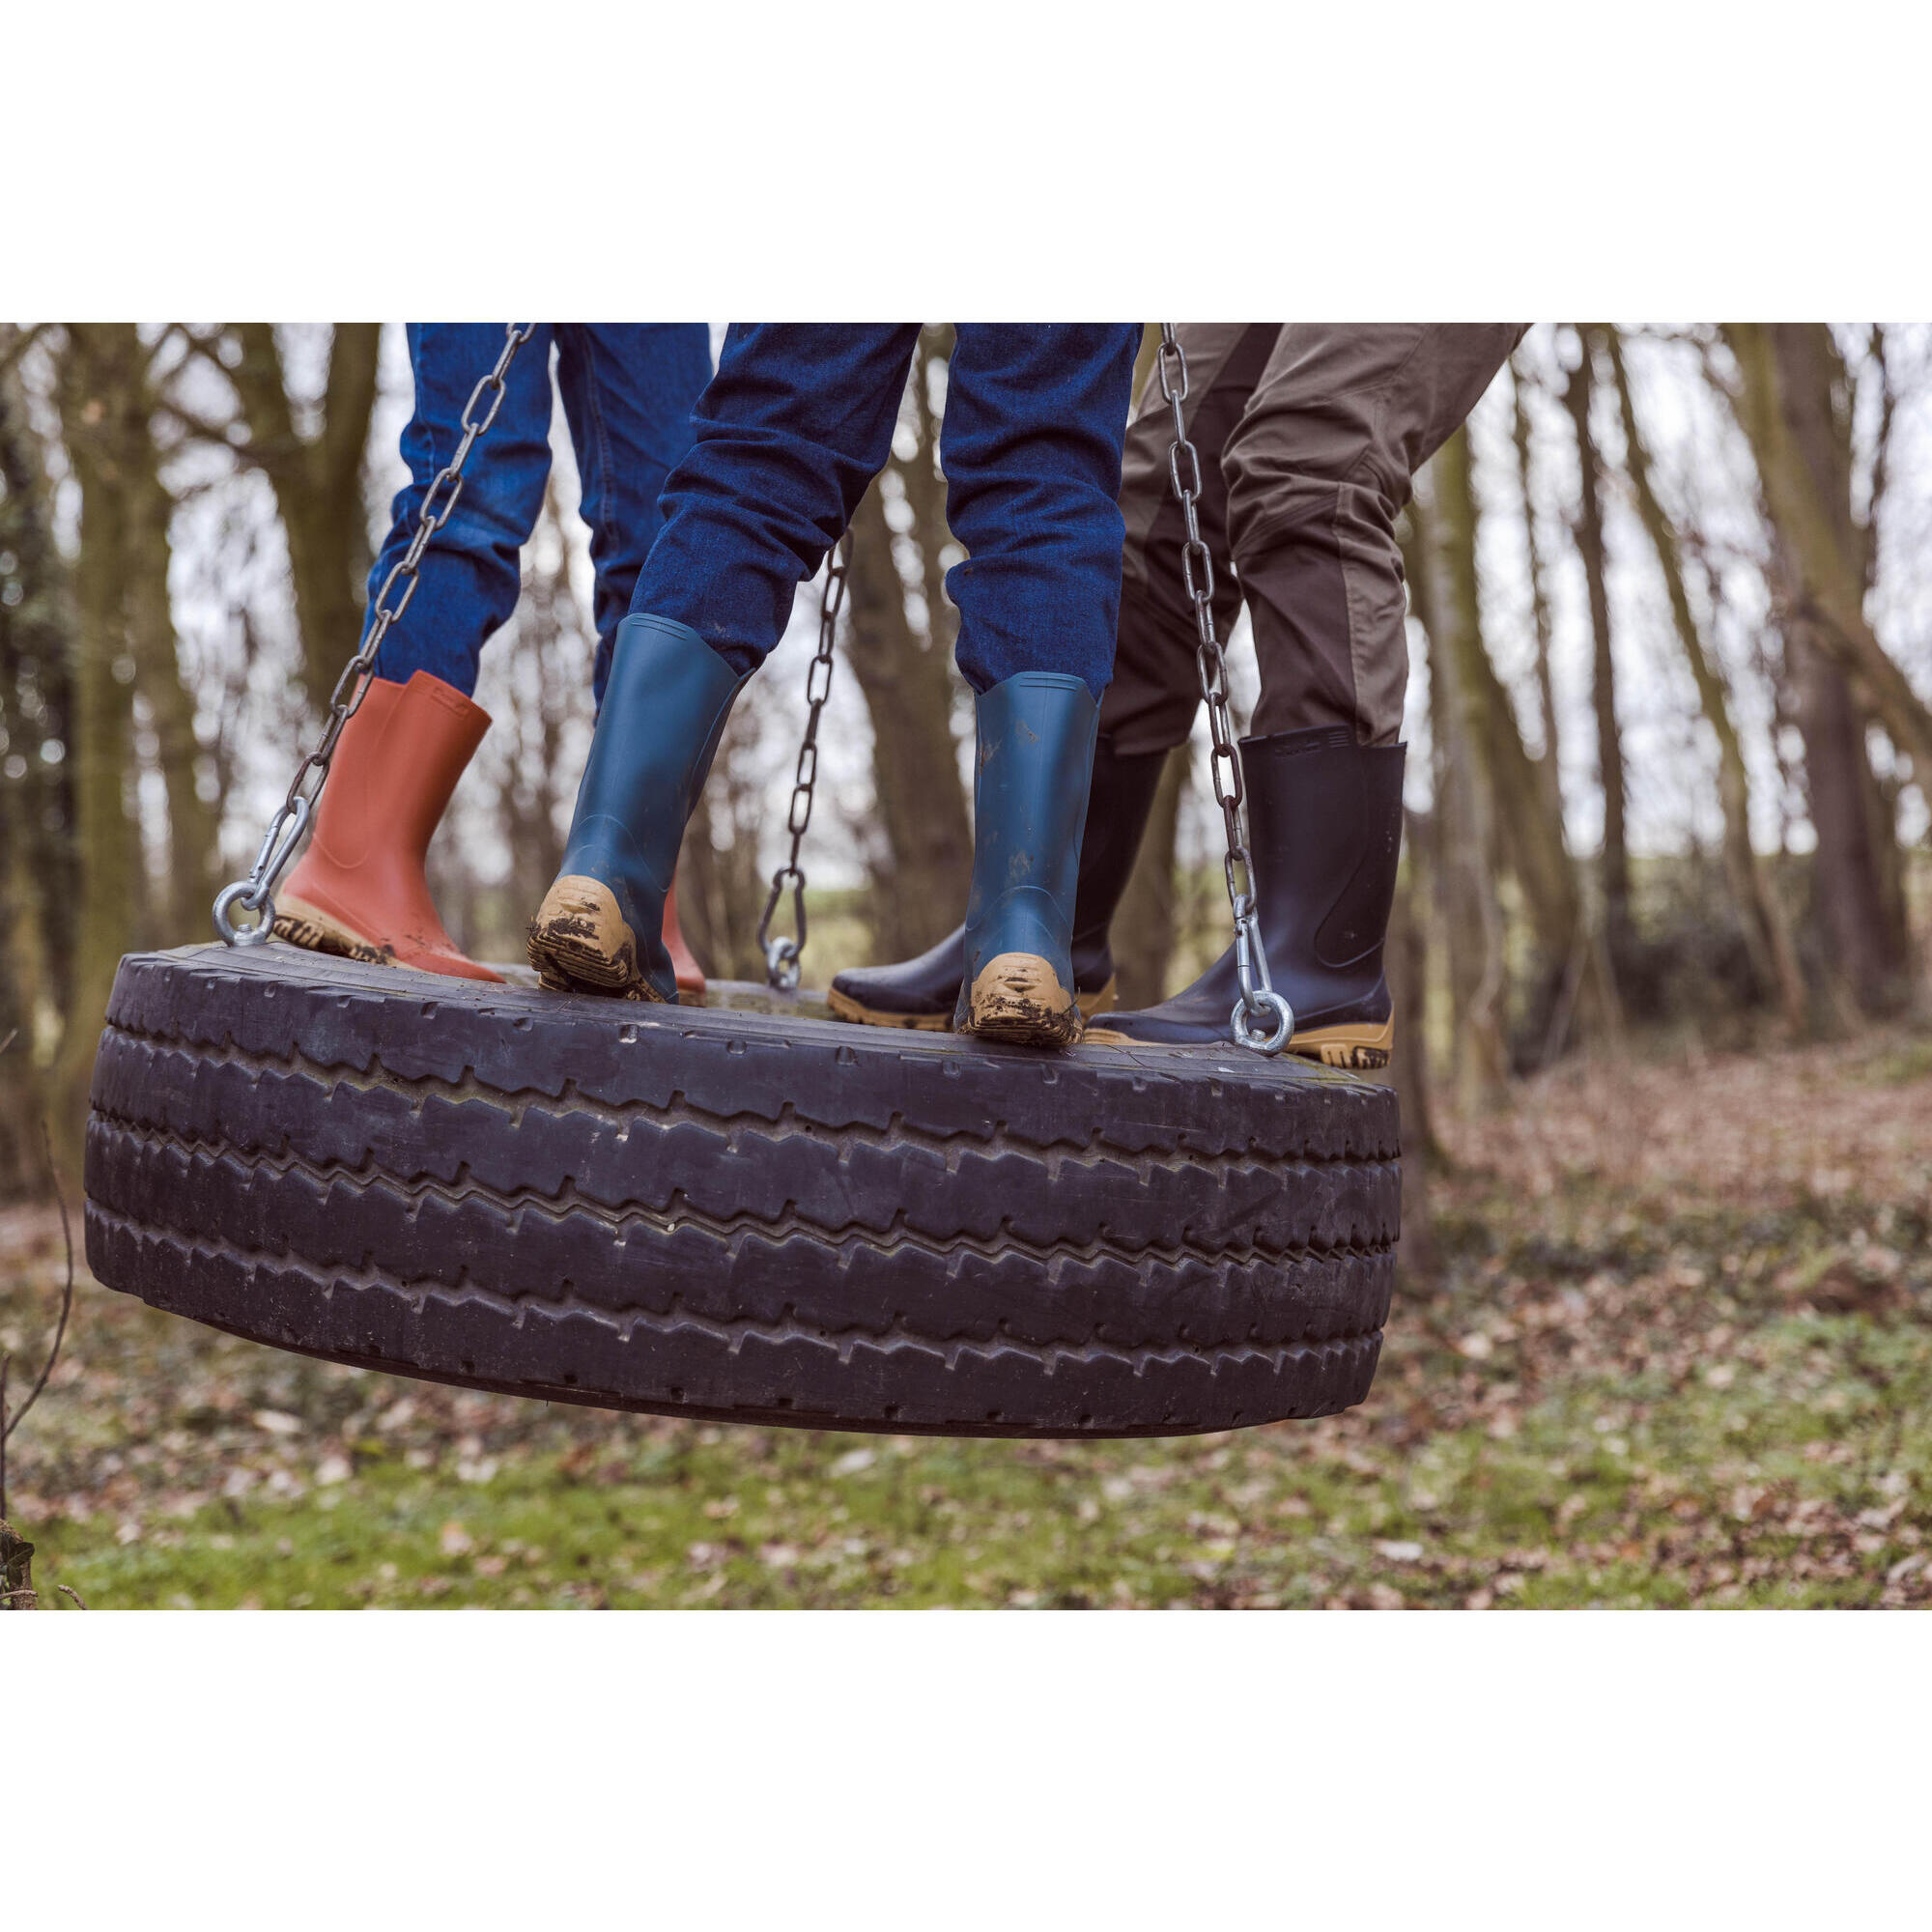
[275,671,501,982]
[662,876,706,1005]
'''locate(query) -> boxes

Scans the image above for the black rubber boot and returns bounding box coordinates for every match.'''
[950,672,1099,1049]
[826,733,1166,1031]
[1089,726,1406,1066]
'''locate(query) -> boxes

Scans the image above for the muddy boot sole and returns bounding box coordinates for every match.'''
[825,987,953,1031]
[274,895,393,968]
[527,876,663,1003]
[829,975,1117,1034]
[959,952,1083,1049]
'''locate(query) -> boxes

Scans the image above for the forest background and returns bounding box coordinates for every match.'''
[2,320,1929,1609]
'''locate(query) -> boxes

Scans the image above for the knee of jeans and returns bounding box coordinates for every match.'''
[419,479,542,559]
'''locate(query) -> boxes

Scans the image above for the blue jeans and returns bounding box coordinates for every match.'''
[366,323,714,703]
[627,324,1141,700]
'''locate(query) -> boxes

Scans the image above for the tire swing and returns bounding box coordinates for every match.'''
[82,327,1401,1439]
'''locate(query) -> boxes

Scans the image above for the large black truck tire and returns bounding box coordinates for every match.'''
[83,945,1401,1438]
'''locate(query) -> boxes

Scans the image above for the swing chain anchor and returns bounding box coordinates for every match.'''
[213,323,538,947]
[1156,326,1293,1057]
[757,533,850,990]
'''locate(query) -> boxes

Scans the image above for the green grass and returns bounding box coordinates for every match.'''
[14,1279,1929,1610]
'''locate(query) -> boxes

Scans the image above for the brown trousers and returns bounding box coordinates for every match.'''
[1104,324,1527,752]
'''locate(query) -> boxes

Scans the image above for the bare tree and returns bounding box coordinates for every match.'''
[49,325,147,1160]
[1721,323,1932,785]
[0,353,76,1192]
[1564,328,1633,973]
[161,324,382,707]
[1510,354,1563,817]
[838,330,972,963]
[1406,480,1508,1110]
[1606,328,1807,1033]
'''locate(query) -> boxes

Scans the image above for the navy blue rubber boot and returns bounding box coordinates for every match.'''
[528,614,745,1002]
[952,672,1100,1049]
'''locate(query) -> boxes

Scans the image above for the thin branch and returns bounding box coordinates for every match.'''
[152,399,255,459]
[56,1583,88,1608]
[2,1122,75,1447]
[1865,323,1896,600]
[0,323,49,382]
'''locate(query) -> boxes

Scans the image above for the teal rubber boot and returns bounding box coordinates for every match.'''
[952,671,1100,1049]
[528,614,746,1002]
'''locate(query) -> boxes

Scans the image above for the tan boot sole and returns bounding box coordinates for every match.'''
[1086,1012,1393,1067]
[959,952,1082,1049]
[1291,1016,1394,1070]
[827,974,1117,1033]
[526,876,664,1003]
[274,895,395,967]
[825,986,952,1030]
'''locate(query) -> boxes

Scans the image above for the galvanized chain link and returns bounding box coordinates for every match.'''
[756,534,850,989]
[214,323,538,945]
[1156,325,1293,1055]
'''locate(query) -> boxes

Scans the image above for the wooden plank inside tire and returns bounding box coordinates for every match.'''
[83,945,1401,1439]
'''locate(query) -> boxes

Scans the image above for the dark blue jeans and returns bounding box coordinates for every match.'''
[627,324,1141,700]
[366,323,713,703]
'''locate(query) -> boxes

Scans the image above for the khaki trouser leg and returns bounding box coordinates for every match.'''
[1227,324,1527,745]
[1103,324,1526,752]
[1102,325,1279,756]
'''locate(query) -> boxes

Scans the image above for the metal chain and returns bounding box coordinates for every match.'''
[1156,325,1293,1055]
[756,534,850,990]
[213,323,538,946]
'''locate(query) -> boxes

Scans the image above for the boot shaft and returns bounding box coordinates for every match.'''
[1070,735,1168,958]
[964,673,1100,953]
[563,614,747,897]
[310,672,490,869]
[1243,725,1406,999]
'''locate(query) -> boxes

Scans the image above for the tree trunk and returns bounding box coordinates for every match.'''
[1406,485,1508,1112]
[227,323,382,706]
[840,470,972,967]
[1109,748,1185,1009]
[1387,823,1441,1284]
[1565,331,1633,972]
[1511,355,1563,817]
[1787,618,1915,1016]
[675,706,774,984]
[127,393,219,944]
[1722,322,1932,787]
[1741,326,1916,1017]
[1433,425,1599,1050]
[51,325,145,1169]
[0,356,77,1193]
[1606,329,1808,1034]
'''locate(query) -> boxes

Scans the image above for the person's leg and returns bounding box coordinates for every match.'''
[627,324,923,670]
[529,326,922,1003]
[552,324,714,706]
[1102,323,1280,754]
[1227,323,1527,743]
[827,322,1198,1032]
[1097,324,1525,1062]
[363,323,556,694]
[937,324,1141,1044]
[277,324,556,981]
[554,325,715,996]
